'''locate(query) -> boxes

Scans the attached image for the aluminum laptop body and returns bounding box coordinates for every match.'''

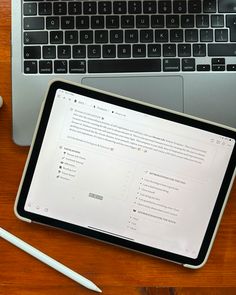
[12,0,236,146]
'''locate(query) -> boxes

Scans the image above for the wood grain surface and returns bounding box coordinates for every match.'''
[0,1,235,294]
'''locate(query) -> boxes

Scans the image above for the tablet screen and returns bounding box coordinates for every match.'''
[16,81,236,267]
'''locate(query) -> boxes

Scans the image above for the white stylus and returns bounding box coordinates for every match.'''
[0,96,3,108]
[0,227,102,293]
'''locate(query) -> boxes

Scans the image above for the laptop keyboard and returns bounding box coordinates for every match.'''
[23,0,236,74]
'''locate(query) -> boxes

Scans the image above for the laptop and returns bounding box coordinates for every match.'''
[12,0,236,146]
[15,80,236,268]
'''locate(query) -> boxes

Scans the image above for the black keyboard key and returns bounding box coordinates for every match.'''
[163,44,176,57]
[136,15,149,28]
[215,29,228,42]
[196,15,209,28]
[68,2,82,15]
[200,29,213,42]
[125,30,138,43]
[43,46,56,59]
[95,30,108,43]
[143,1,157,14]
[88,59,161,73]
[24,3,37,16]
[76,16,90,29]
[185,29,198,42]
[98,1,112,14]
[226,15,236,41]
[24,31,48,44]
[39,61,52,74]
[158,1,172,13]
[69,60,86,73]
[181,15,194,28]
[227,64,236,71]
[133,44,146,57]
[219,0,236,13]
[103,45,116,58]
[65,31,78,44]
[212,58,225,64]
[53,2,67,15]
[173,1,187,13]
[212,65,225,71]
[155,30,168,42]
[178,44,191,56]
[140,30,153,43]
[50,31,63,44]
[73,45,86,58]
[61,17,75,29]
[151,15,164,28]
[88,45,101,58]
[170,30,183,42]
[91,16,104,29]
[24,46,41,59]
[121,16,134,28]
[148,44,161,57]
[118,45,131,58]
[211,15,224,27]
[166,15,179,28]
[46,17,60,30]
[24,17,44,30]
[80,30,93,43]
[58,45,71,59]
[208,44,236,56]
[182,58,195,71]
[106,16,119,28]
[39,3,52,15]
[193,44,206,56]
[110,30,123,43]
[24,61,37,74]
[163,59,180,72]
[54,60,68,74]
[203,0,216,13]
[83,2,97,14]
[113,1,127,14]
[128,1,142,14]
[188,1,202,13]
[197,64,210,71]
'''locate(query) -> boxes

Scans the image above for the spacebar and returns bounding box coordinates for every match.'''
[88,59,161,73]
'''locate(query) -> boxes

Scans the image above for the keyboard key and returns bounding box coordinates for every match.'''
[203,0,216,13]
[178,44,191,56]
[136,15,149,28]
[24,3,37,16]
[151,15,164,28]
[24,17,44,30]
[24,46,41,59]
[43,46,56,59]
[58,45,71,59]
[110,30,123,43]
[173,1,187,13]
[24,61,37,74]
[212,65,225,71]
[155,30,168,42]
[118,45,131,58]
[208,44,236,56]
[106,16,119,28]
[128,1,142,14]
[73,45,86,58]
[88,59,161,73]
[65,31,78,44]
[103,45,116,58]
[39,3,52,15]
[91,16,105,29]
[46,17,59,30]
[125,30,138,43]
[80,30,93,43]
[215,29,228,42]
[121,16,134,28]
[61,17,75,29]
[143,1,157,14]
[163,59,180,71]
[95,30,108,43]
[170,30,183,42]
[54,60,68,74]
[211,15,224,27]
[50,31,63,44]
[193,44,206,56]
[182,58,195,71]
[188,0,202,13]
[226,15,236,41]
[197,64,210,71]
[69,60,86,73]
[24,32,48,44]
[83,1,97,14]
[158,1,172,13]
[113,1,127,14]
[227,64,236,71]
[140,30,153,43]
[166,15,179,28]
[196,15,209,28]
[163,44,176,57]
[133,44,146,57]
[200,29,213,42]
[98,1,112,14]
[185,29,198,42]
[219,0,236,12]
[181,15,194,28]
[88,45,101,58]
[39,61,52,74]
[53,2,67,15]
[76,16,89,29]
[212,58,225,64]
[68,2,82,15]
[148,44,161,57]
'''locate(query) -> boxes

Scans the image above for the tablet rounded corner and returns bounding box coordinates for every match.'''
[14,201,32,223]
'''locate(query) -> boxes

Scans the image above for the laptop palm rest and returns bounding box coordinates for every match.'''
[82,76,184,112]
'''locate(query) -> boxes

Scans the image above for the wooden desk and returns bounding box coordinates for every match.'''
[0,1,235,294]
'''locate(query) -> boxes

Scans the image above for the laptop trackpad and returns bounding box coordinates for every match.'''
[82,76,184,112]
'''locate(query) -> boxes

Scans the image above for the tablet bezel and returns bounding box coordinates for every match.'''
[15,80,236,268]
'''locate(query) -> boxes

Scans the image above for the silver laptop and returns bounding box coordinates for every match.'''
[12,0,236,146]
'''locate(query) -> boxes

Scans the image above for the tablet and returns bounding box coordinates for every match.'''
[15,80,236,268]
